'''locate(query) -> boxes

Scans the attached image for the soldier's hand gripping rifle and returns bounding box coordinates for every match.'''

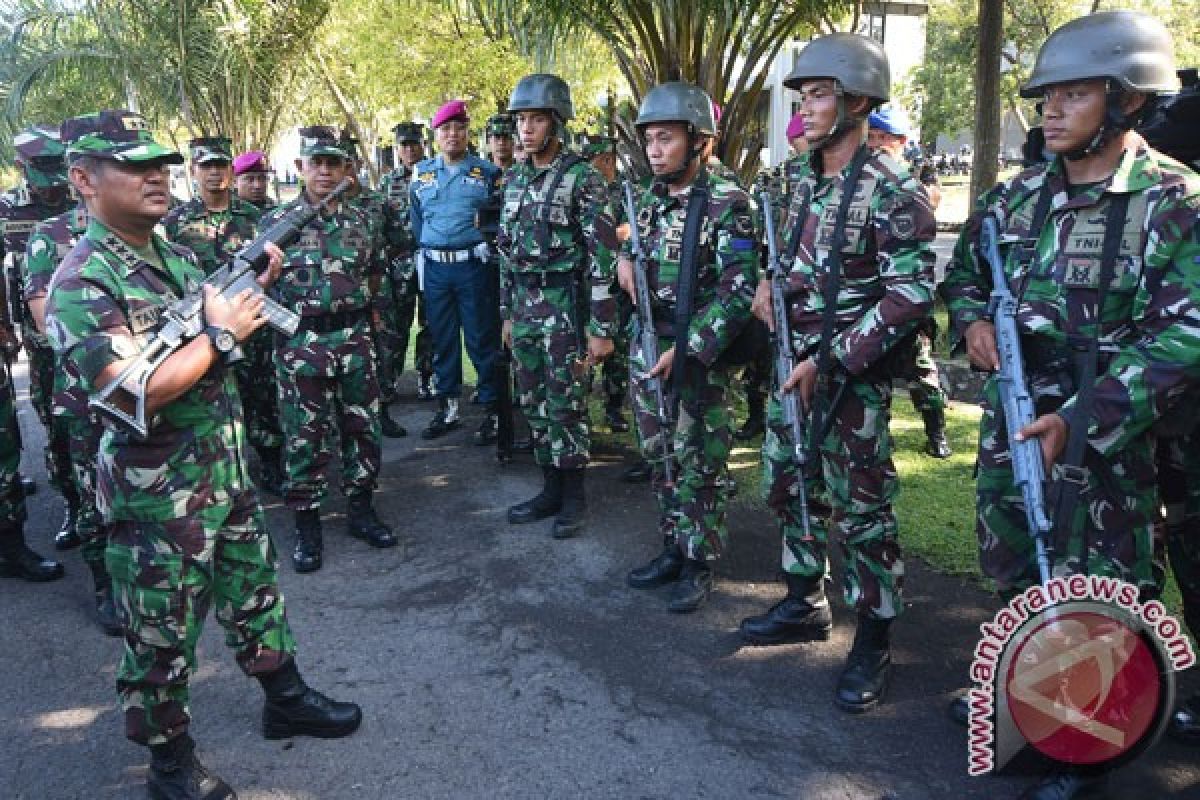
[623,180,673,485]
[91,177,353,439]
[760,192,813,539]
[981,215,1054,584]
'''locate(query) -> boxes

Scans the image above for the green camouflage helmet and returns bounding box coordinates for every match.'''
[13,126,68,188]
[507,74,575,121]
[393,122,424,144]
[1021,11,1178,99]
[298,125,349,159]
[188,136,232,165]
[783,33,890,104]
[635,82,717,136]
[62,110,183,165]
[580,134,616,158]
[486,113,515,138]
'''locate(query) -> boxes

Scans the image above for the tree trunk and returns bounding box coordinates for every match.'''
[970,0,1004,201]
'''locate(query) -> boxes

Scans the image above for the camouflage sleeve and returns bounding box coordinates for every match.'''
[45,266,136,394]
[830,180,937,375]
[408,179,423,249]
[1057,186,1200,455]
[688,190,758,367]
[23,225,56,299]
[496,184,514,323]
[576,163,617,339]
[940,182,1007,353]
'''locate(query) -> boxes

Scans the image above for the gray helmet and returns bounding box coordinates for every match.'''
[508,74,575,121]
[1021,11,1178,99]
[783,33,890,103]
[635,82,717,136]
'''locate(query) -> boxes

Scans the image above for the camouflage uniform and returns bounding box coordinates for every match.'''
[46,216,296,745]
[497,151,617,470]
[763,145,936,619]
[599,179,633,416]
[160,195,260,276]
[378,163,432,394]
[943,137,1200,595]
[626,170,758,561]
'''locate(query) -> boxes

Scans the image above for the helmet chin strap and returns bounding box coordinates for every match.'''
[525,114,563,156]
[1063,84,1146,162]
[808,89,867,153]
[657,127,703,186]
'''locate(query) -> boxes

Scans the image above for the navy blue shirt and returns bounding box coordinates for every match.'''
[409,154,502,250]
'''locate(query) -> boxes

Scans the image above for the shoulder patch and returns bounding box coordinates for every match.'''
[890,211,916,240]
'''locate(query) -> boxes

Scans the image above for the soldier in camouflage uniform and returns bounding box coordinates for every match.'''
[161,137,289,494]
[46,110,360,800]
[498,74,618,539]
[942,14,1200,798]
[737,36,936,715]
[866,107,952,458]
[618,83,758,613]
[267,126,396,574]
[233,150,277,212]
[378,122,434,401]
[486,113,516,171]
[1,126,74,542]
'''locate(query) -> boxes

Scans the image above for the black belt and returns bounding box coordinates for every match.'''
[513,270,576,289]
[293,309,369,335]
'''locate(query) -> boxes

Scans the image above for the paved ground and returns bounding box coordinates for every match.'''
[3,362,1200,800]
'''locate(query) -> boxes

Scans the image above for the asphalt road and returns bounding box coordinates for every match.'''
[2,361,1199,799]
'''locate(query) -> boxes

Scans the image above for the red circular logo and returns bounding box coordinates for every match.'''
[1005,610,1162,765]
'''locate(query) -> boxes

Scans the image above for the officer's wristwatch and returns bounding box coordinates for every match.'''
[203,325,237,355]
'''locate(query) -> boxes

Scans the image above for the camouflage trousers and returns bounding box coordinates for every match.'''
[58,412,106,567]
[631,337,734,561]
[763,376,904,620]
[277,324,382,511]
[106,489,296,746]
[29,342,72,494]
[600,294,632,409]
[975,374,1158,595]
[0,358,25,527]
[904,330,947,414]
[513,326,590,470]
[235,332,283,452]
[376,269,433,394]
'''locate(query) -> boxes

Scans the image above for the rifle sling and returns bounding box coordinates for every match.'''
[806,146,870,461]
[671,170,711,414]
[1046,192,1131,549]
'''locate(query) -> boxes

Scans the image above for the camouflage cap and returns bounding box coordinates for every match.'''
[393,122,425,144]
[297,125,349,158]
[188,136,233,164]
[62,110,183,165]
[486,113,515,138]
[13,126,68,188]
[579,134,616,158]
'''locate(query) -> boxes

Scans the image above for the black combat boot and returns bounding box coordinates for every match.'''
[422,396,460,439]
[507,466,563,524]
[621,459,653,484]
[346,493,397,548]
[255,446,285,496]
[738,573,833,645]
[380,408,408,438]
[0,523,64,582]
[604,401,629,433]
[147,734,236,800]
[259,660,362,740]
[834,615,893,713]
[551,468,586,539]
[921,409,952,458]
[668,559,714,613]
[1169,693,1200,744]
[88,558,122,637]
[627,537,683,588]
[292,510,322,573]
[416,371,434,401]
[473,406,498,446]
[54,490,83,550]
[734,391,766,442]
[1017,771,1108,799]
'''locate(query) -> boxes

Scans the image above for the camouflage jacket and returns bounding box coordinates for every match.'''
[45,219,251,521]
[497,151,618,338]
[379,165,416,263]
[942,137,1200,456]
[262,196,382,318]
[623,168,759,367]
[777,145,936,376]
[1,185,72,333]
[161,194,262,276]
[26,205,89,419]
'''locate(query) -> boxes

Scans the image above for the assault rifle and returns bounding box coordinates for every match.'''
[980,215,1054,584]
[622,180,673,484]
[91,177,353,439]
[760,192,812,539]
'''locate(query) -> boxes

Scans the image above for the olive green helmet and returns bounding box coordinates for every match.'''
[783,33,890,104]
[1021,11,1178,99]
[635,82,717,136]
[507,74,575,121]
